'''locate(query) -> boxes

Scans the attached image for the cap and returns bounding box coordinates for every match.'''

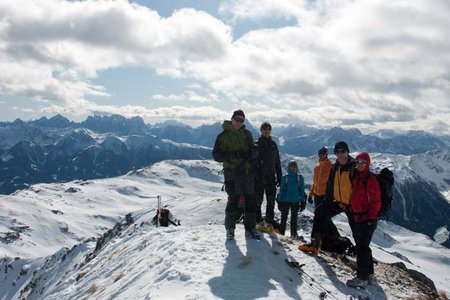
[334,141,349,154]
[318,147,328,155]
[231,109,245,120]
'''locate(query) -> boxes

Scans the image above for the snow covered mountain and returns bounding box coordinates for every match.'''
[1,159,449,299]
[278,127,449,156]
[0,121,212,194]
[1,114,449,248]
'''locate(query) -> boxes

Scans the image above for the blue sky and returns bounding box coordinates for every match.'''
[0,0,449,134]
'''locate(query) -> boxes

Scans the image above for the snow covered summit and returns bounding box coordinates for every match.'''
[1,159,449,299]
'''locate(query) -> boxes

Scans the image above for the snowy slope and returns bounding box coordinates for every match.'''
[1,159,450,299]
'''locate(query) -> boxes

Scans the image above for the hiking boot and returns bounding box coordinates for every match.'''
[245,229,261,240]
[255,222,264,231]
[226,229,235,241]
[263,221,274,232]
[346,277,368,289]
[368,274,377,285]
[291,234,303,242]
[298,243,320,255]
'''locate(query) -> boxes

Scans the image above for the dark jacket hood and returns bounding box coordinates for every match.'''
[287,160,298,175]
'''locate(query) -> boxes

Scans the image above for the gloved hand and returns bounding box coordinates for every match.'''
[307,196,313,204]
[300,201,306,212]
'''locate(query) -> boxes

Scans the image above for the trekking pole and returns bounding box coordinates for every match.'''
[285,258,339,300]
[157,195,161,227]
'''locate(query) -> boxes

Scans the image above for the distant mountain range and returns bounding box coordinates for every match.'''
[0,115,211,194]
[1,114,450,248]
[1,114,449,195]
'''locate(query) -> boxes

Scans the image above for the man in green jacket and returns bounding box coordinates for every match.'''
[212,109,260,241]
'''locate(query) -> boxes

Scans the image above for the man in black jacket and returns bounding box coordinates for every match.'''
[254,122,282,225]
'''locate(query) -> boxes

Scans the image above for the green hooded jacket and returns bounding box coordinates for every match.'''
[212,120,254,171]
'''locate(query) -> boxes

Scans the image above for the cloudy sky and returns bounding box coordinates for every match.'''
[0,0,449,134]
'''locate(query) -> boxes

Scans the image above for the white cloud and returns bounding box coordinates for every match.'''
[218,0,312,23]
[0,0,231,101]
[151,91,219,104]
[41,102,226,127]
[0,0,449,134]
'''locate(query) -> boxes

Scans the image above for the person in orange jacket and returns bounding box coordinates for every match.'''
[346,152,381,289]
[308,147,332,208]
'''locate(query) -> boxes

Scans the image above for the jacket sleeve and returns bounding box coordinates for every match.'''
[325,164,335,202]
[212,133,228,162]
[299,175,306,202]
[274,143,282,184]
[367,175,381,220]
[277,176,286,201]
[309,165,317,197]
[245,131,257,161]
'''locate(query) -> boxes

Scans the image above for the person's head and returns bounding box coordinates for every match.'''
[288,160,298,174]
[334,141,349,165]
[260,122,272,138]
[355,152,371,173]
[318,147,328,161]
[231,109,245,129]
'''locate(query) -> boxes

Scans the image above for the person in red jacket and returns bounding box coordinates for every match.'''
[346,152,381,289]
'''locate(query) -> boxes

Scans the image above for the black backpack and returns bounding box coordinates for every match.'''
[321,235,356,256]
[363,167,394,217]
[152,208,181,227]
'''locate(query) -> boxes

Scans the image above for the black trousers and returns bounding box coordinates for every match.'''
[224,194,257,232]
[256,182,277,223]
[313,194,325,208]
[277,201,300,236]
[352,221,376,280]
[224,168,256,232]
[311,200,353,246]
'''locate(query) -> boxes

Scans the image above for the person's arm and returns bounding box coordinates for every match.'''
[309,166,317,197]
[325,164,335,202]
[274,143,282,185]
[298,175,305,199]
[367,175,381,220]
[277,175,286,201]
[212,134,226,162]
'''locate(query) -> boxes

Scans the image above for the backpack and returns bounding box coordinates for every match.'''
[321,235,356,256]
[152,208,181,227]
[158,208,171,227]
[363,167,394,217]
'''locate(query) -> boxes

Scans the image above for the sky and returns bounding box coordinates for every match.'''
[0,0,449,134]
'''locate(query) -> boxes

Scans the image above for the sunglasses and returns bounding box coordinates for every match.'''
[334,149,347,154]
[233,117,245,123]
[355,160,367,165]
[261,127,271,131]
